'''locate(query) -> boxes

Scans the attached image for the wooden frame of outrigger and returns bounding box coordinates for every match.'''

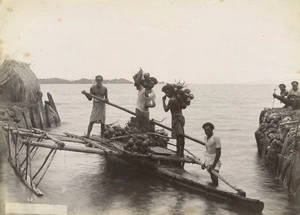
[3,124,204,197]
[4,125,67,196]
[4,122,247,195]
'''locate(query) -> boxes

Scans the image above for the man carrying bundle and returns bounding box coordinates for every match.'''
[82,75,108,138]
[202,122,221,187]
[162,84,185,157]
[134,69,157,132]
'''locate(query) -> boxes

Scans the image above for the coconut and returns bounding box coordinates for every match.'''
[132,145,138,151]
[103,130,110,138]
[109,127,115,134]
[186,98,191,105]
[140,134,148,140]
[119,129,125,135]
[135,139,143,146]
[114,125,122,131]
[149,141,155,146]
[189,94,194,100]
[176,94,182,101]
[140,147,148,154]
[128,138,134,146]
[142,139,150,147]
[123,143,131,151]
[177,89,184,95]
[184,88,191,94]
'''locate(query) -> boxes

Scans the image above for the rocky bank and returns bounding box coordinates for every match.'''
[255,108,300,199]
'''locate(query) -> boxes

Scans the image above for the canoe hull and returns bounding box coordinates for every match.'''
[68,134,264,213]
[106,153,264,213]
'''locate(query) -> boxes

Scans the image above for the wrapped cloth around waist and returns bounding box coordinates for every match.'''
[90,100,106,123]
[204,152,221,171]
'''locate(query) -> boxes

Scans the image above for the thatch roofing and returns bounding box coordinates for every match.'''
[0,60,41,104]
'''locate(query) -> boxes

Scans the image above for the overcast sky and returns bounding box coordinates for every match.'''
[0,0,300,84]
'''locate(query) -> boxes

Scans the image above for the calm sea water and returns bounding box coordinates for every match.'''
[1,84,300,215]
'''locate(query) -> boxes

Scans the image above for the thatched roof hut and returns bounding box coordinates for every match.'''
[0,60,41,105]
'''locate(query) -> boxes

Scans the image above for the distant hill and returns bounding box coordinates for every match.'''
[39,78,133,84]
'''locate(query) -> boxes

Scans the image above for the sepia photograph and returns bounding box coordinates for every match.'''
[0,0,300,214]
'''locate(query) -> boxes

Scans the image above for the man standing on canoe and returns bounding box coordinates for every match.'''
[202,122,221,186]
[134,69,157,132]
[82,75,108,138]
[162,84,185,157]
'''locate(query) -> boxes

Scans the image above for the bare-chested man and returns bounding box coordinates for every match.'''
[162,84,185,157]
[82,75,108,138]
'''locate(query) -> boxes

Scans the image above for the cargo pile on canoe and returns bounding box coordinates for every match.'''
[102,117,169,153]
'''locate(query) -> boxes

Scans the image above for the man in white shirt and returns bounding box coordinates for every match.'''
[134,70,156,132]
[202,122,221,186]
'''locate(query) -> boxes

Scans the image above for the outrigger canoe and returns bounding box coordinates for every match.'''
[3,124,264,213]
[64,132,264,213]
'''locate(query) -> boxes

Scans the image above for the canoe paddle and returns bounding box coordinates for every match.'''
[81,91,205,146]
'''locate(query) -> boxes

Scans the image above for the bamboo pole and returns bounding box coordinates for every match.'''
[25,143,29,180]
[23,140,197,163]
[82,91,205,146]
[7,129,84,144]
[33,128,65,148]
[15,130,19,168]
[7,125,12,158]
[36,149,57,187]
[32,149,54,180]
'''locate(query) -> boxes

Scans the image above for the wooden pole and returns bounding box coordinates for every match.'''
[15,130,19,169]
[23,140,197,163]
[82,91,205,146]
[7,125,12,158]
[32,149,54,180]
[189,156,246,196]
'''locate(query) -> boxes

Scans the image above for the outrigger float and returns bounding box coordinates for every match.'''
[2,93,265,213]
